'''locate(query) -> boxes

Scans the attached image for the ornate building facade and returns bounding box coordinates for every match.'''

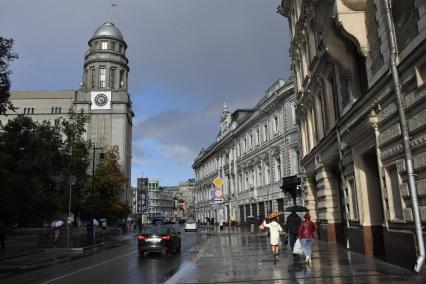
[278,0,426,269]
[0,22,133,204]
[193,79,299,225]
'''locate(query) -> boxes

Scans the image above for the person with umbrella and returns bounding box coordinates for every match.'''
[286,210,301,259]
[262,211,283,259]
[297,212,316,265]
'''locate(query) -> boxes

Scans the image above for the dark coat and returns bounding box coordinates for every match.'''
[286,213,301,234]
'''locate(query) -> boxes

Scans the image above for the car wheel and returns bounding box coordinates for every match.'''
[176,245,181,253]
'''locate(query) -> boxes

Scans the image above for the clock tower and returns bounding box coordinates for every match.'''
[76,22,133,204]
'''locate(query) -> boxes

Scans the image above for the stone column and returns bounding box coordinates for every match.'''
[315,166,342,243]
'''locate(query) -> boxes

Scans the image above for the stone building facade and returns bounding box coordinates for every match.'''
[193,79,299,225]
[278,0,426,269]
[0,22,133,204]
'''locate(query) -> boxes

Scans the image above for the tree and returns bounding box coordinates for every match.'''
[60,109,91,216]
[0,37,18,113]
[0,116,64,226]
[81,145,128,220]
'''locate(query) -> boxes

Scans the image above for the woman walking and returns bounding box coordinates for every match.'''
[263,217,283,259]
[298,212,316,265]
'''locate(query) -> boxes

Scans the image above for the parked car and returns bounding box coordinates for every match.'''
[137,225,181,256]
[184,219,197,232]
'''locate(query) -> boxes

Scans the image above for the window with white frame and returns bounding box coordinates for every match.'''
[256,128,260,145]
[385,164,405,220]
[274,116,279,133]
[264,123,268,142]
[101,41,108,50]
[99,67,106,88]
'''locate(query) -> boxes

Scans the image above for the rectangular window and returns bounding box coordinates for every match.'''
[110,68,116,88]
[274,116,279,133]
[24,108,26,114]
[111,41,116,51]
[51,107,54,114]
[99,67,106,88]
[256,128,260,144]
[91,68,96,88]
[101,41,108,50]
[31,108,34,114]
[386,165,404,220]
[264,123,268,142]
[119,70,124,88]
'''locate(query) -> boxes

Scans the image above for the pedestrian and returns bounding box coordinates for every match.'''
[297,212,316,265]
[263,217,283,259]
[286,210,301,259]
[0,221,6,249]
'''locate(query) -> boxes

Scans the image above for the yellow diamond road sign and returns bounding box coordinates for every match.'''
[213,177,223,188]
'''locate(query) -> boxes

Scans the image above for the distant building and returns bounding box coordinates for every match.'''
[147,181,174,218]
[193,79,298,225]
[0,22,133,205]
[176,179,196,219]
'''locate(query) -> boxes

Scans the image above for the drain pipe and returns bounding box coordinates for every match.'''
[383,0,425,272]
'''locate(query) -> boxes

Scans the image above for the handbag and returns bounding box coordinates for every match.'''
[293,239,303,255]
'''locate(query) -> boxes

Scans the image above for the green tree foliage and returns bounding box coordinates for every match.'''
[81,145,128,220]
[0,116,64,226]
[0,37,18,113]
[60,109,91,215]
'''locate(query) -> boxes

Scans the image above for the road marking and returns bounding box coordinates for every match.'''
[40,250,137,284]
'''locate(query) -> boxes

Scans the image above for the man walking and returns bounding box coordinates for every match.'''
[286,210,301,259]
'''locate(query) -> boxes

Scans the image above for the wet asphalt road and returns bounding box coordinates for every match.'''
[0,226,203,284]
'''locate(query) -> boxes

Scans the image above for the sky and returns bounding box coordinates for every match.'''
[0,0,291,186]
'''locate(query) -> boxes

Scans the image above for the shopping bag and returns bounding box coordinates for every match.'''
[293,239,303,255]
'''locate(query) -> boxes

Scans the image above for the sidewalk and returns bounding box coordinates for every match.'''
[0,228,134,261]
[167,230,419,283]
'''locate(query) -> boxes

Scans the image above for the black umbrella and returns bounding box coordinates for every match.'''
[285,205,309,212]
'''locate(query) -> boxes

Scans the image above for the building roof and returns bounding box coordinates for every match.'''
[92,22,123,40]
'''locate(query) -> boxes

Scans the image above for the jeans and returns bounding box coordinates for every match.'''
[289,233,298,253]
[300,238,313,257]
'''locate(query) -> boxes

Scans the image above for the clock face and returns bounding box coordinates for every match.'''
[94,93,108,106]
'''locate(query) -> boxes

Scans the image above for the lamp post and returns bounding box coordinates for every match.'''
[66,175,76,248]
[89,143,104,245]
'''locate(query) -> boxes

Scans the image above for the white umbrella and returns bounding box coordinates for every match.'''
[51,220,64,228]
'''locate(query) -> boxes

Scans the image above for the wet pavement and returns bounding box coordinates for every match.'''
[0,226,203,284]
[166,228,419,284]
[0,225,420,283]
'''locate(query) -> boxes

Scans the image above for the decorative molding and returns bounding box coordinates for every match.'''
[378,123,401,146]
[378,103,396,123]
[408,109,426,133]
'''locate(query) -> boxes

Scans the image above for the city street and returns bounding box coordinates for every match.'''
[0,226,420,283]
[0,226,203,284]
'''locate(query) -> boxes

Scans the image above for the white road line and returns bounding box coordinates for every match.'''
[40,250,138,284]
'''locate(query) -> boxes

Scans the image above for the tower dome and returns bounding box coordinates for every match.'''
[82,22,129,92]
[92,22,123,40]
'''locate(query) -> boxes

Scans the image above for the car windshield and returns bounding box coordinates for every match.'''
[187,220,195,224]
[142,226,170,235]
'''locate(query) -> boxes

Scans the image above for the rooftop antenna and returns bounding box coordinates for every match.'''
[110,1,117,22]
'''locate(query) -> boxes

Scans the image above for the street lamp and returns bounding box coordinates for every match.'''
[89,143,104,245]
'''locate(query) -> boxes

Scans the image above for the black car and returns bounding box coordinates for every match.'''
[137,225,181,256]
